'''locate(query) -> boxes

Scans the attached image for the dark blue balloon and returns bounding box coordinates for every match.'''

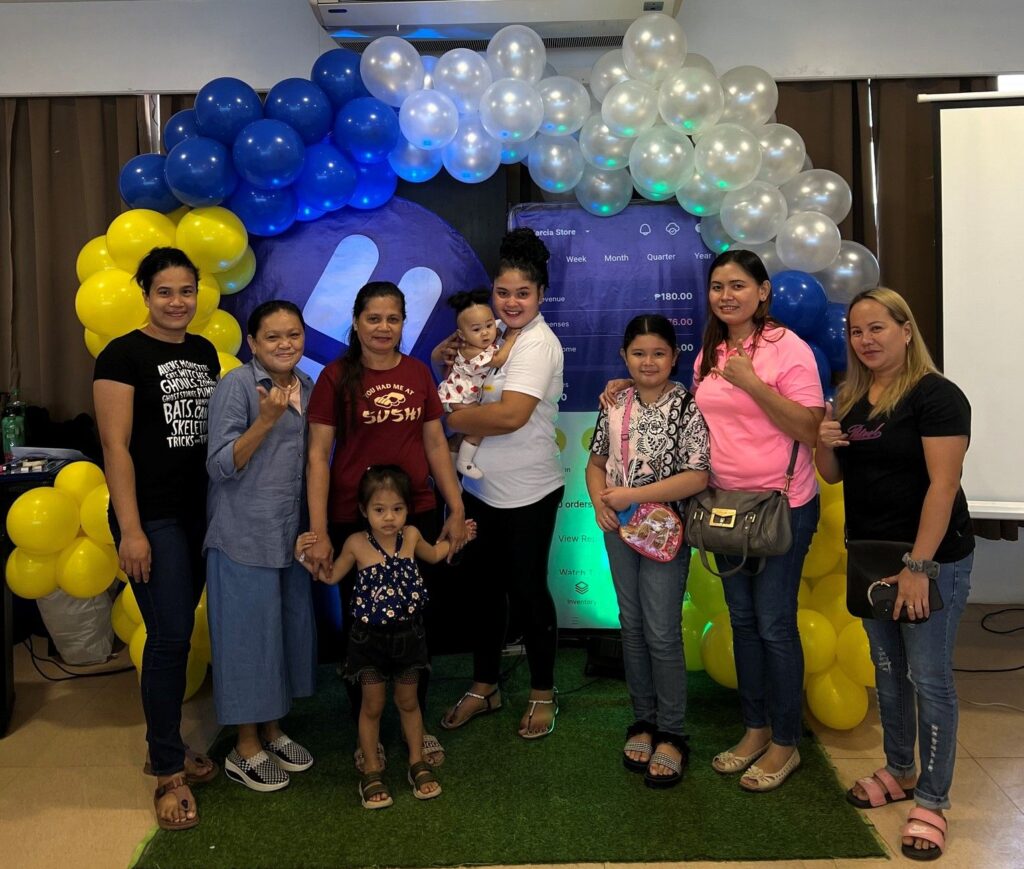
[770,270,828,338]
[164,136,238,207]
[807,342,832,391]
[296,204,326,222]
[311,49,370,110]
[333,97,400,164]
[349,161,397,210]
[265,78,334,145]
[163,109,200,153]
[232,119,306,190]
[294,143,357,212]
[118,153,179,212]
[194,77,263,145]
[813,301,849,373]
[226,182,298,237]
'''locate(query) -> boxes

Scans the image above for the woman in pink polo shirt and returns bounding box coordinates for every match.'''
[692,249,824,792]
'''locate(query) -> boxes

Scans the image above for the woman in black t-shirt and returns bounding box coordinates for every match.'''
[816,287,973,862]
[94,247,219,831]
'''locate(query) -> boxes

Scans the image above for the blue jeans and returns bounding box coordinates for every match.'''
[863,552,973,810]
[604,532,689,735]
[718,497,819,747]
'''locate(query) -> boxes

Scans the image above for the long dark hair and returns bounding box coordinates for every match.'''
[697,249,779,381]
[497,227,550,290]
[622,313,680,375]
[333,281,406,445]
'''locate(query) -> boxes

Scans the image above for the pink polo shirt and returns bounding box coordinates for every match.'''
[692,326,823,507]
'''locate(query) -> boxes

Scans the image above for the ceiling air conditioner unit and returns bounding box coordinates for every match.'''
[309,0,683,52]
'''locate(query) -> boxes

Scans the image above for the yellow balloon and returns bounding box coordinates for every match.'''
[120,581,143,624]
[84,329,112,359]
[806,663,869,730]
[688,551,727,617]
[5,548,59,599]
[187,274,222,332]
[836,620,875,688]
[176,206,247,273]
[802,528,842,579]
[217,352,243,378]
[110,593,138,644]
[819,500,845,546]
[183,650,209,701]
[682,599,707,672]
[701,611,737,689]
[54,462,106,506]
[75,235,116,283]
[798,579,811,609]
[797,607,838,674]
[817,471,844,510]
[105,209,177,273]
[216,246,256,294]
[56,537,118,599]
[75,268,148,337]
[80,483,113,545]
[199,309,243,355]
[811,572,857,634]
[129,623,147,671]
[6,487,80,554]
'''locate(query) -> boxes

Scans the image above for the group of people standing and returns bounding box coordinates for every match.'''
[94,230,971,860]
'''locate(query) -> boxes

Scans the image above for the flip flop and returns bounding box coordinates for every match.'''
[847,768,915,808]
[519,692,558,740]
[144,748,219,785]
[154,773,199,831]
[440,688,502,731]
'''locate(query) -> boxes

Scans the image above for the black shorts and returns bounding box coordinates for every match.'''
[342,617,429,683]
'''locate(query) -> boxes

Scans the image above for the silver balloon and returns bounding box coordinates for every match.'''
[658,66,724,136]
[388,137,444,183]
[813,240,880,302]
[478,78,544,142]
[527,134,585,193]
[719,181,788,244]
[675,169,727,216]
[719,65,779,129]
[500,136,534,165]
[359,37,425,107]
[442,115,502,183]
[578,114,633,170]
[590,49,632,103]
[487,25,547,84]
[735,240,786,277]
[684,52,717,77]
[628,126,695,199]
[537,76,591,136]
[780,169,852,224]
[398,89,459,151]
[775,211,843,273]
[698,214,733,254]
[574,165,634,216]
[694,123,762,191]
[432,48,492,114]
[755,123,806,186]
[621,12,687,85]
[601,80,659,138]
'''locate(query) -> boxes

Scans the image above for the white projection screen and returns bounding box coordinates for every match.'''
[932,94,1024,518]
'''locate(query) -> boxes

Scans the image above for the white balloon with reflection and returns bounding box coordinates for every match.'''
[442,115,502,183]
[676,169,728,216]
[781,169,852,224]
[528,134,585,193]
[621,12,687,85]
[719,65,779,129]
[388,138,444,183]
[813,240,880,302]
[537,76,591,136]
[359,37,425,107]
[601,80,659,138]
[658,67,724,136]
[776,211,842,273]
[398,90,459,151]
[720,181,788,244]
[590,49,632,103]
[698,214,733,254]
[756,123,806,186]
[694,123,762,191]
[578,115,633,170]
[479,78,544,142]
[487,25,547,84]
[574,165,634,216]
[628,126,695,200]
[432,48,493,114]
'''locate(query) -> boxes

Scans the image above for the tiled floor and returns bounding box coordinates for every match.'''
[1,604,1023,869]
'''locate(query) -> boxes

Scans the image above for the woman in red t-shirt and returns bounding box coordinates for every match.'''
[305,280,468,771]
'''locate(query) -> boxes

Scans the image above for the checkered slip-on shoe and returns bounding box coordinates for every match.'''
[262,734,314,773]
[224,749,290,792]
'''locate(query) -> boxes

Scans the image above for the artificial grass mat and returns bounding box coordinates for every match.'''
[133,650,884,868]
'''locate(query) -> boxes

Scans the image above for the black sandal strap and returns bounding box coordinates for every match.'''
[625,719,658,739]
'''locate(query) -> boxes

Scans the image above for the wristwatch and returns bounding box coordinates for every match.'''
[902,552,940,579]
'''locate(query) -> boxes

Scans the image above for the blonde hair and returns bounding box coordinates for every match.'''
[835,287,938,420]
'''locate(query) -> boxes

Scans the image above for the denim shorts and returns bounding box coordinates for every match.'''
[342,617,429,683]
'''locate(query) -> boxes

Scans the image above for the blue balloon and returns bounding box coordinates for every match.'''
[771,270,828,338]
[232,119,306,190]
[813,301,849,373]
[334,97,400,165]
[265,78,334,145]
[226,182,298,237]
[164,136,238,207]
[349,162,397,210]
[194,77,263,145]
[163,109,200,153]
[118,154,179,212]
[311,49,370,110]
[296,204,326,222]
[808,342,832,391]
[294,143,357,212]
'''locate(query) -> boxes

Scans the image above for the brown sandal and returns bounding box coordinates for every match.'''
[144,747,219,784]
[154,773,199,831]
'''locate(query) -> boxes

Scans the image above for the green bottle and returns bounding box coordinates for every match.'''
[2,388,26,462]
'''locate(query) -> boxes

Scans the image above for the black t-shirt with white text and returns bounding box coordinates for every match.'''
[94,330,219,520]
[836,373,974,563]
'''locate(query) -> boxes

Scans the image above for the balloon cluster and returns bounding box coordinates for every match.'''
[682,475,873,731]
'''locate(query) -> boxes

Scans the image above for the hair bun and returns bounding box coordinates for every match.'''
[500,227,550,268]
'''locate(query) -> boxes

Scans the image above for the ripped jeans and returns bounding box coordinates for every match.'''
[862,552,973,810]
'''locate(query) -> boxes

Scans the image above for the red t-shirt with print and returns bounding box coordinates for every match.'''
[307,355,443,523]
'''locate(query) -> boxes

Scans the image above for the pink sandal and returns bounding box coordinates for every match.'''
[847,768,915,808]
[901,807,946,861]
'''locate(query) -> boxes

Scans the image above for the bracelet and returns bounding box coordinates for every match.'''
[902,552,939,579]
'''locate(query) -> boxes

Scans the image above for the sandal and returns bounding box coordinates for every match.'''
[440,688,502,731]
[622,719,657,773]
[847,768,915,808]
[901,807,947,861]
[353,741,387,773]
[740,748,801,792]
[421,733,446,767]
[144,747,219,785]
[358,771,393,810]
[644,732,689,790]
[519,690,558,740]
[408,760,443,800]
[153,773,199,831]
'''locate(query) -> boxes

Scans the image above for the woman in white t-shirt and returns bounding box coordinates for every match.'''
[432,228,565,739]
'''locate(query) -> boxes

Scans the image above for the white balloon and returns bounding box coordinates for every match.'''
[601,80,659,138]
[590,49,632,103]
[776,211,843,273]
[719,65,779,129]
[536,76,591,137]
[433,48,493,114]
[698,214,733,254]
[719,181,789,244]
[780,169,852,224]
[528,134,585,193]
[442,115,502,183]
[621,12,687,85]
[578,114,633,170]
[755,123,807,186]
[694,123,762,191]
[398,89,459,151]
[478,78,544,142]
[684,52,717,77]
[734,240,786,277]
[658,66,724,136]
[487,25,547,84]
[628,126,695,199]
[388,138,444,183]
[676,169,727,216]
[500,136,534,164]
[574,165,634,216]
[813,240,880,302]
[359,37,425,107]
